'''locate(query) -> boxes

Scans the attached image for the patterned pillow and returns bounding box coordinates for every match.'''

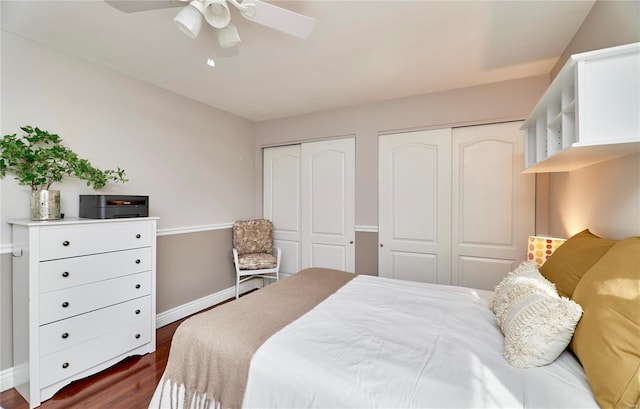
[238,253,277,270]
[491,263,583,368]
[232,219,274,255]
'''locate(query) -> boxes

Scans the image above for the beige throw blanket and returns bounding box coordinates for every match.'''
[160,268,356,409]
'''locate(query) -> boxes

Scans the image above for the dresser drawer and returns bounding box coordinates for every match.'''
[39,296,151,357]
[39,221,152,261]
[39,248,152,293]
[39,271,151,325]
[39,319,151,388]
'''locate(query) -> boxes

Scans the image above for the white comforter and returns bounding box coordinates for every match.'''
[150,275,597,408]
[242,275,597,408]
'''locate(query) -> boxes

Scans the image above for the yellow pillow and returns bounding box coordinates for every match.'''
[571,237,640,409]
[539,229,617,297]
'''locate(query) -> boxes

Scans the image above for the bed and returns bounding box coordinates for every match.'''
[149,232,639,409]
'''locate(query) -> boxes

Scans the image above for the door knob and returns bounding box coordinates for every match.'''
[349,241,354,244]
[380,243,384,247]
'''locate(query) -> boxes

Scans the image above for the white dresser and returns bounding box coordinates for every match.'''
[9,217,158,409]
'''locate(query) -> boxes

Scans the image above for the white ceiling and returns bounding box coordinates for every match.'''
[1,0,596,122]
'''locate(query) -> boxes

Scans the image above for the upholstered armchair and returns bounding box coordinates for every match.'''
[232,219,281,299]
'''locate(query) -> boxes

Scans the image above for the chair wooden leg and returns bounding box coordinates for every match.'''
[236,274,240,299]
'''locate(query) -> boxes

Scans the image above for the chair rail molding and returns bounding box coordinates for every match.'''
[355,225,378,233]
[2,222,367,253]
[157,222,234,236]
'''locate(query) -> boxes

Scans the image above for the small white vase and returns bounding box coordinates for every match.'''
[30,190,61,221]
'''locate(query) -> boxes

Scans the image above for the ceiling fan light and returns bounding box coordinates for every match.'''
[203,0,231,29]
[174,1,205,39]
[217,23,241,48]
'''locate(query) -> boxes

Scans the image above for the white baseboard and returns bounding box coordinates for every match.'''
[155,278,263,328]
[0,365,15,393]
[0,279,264,393]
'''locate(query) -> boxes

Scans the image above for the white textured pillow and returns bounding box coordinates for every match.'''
[491,262,583,368]
[489,261,543,313]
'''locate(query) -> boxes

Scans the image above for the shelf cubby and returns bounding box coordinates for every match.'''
[522,43,640,173]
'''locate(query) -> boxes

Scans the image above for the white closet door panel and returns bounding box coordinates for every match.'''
[392,145,438,241]
[379,129,452,284]
[301,139,355,272]
[309,153,344,235]
[451,122,535,290]
[458,257,514,291]
[263,145,301,274]
[274,239,300,274]
[459,139,514,246]
[389,251,437,283]
[309,244,346,271]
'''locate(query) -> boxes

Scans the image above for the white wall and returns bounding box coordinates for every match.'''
[547,153,640,240]
[1,32,256,245]
[0,32,257,373]
[545,0,640,240]
[254,75,549,227]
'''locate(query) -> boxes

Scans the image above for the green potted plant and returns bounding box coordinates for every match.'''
[0,125,128,220]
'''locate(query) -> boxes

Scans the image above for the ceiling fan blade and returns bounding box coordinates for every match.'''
[104,0,186,13]
[240,0,315,39]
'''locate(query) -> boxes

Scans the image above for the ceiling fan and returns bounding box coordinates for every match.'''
[105,0,315,63]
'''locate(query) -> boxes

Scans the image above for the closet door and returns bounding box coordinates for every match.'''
[378,129,452,284]
[301,139,356,272]
[451,121,535,290]
[263,145,302,275]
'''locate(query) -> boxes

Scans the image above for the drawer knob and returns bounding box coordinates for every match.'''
[136,234,141,239]
[62,301,69,308]
[62,271,70,278]
[62,362,69,369]
[135,259,141,264]
[135,333,141,339]
[135,309,141,315]
[62,332,69,339]
[62,241,70,247]
[135,284,141,289]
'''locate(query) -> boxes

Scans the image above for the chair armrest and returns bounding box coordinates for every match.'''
[232,248,240,267]
[273,247,282,268]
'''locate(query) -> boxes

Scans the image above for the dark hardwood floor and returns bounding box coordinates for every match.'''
[0,295,239,409]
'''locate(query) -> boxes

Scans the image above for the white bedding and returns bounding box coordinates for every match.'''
[151,275,597,408]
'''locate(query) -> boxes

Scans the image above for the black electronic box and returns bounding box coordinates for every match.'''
[79,195,149,219]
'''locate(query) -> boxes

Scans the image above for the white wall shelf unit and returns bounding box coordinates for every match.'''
[9,217,158,409]
[523,42,640,173]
